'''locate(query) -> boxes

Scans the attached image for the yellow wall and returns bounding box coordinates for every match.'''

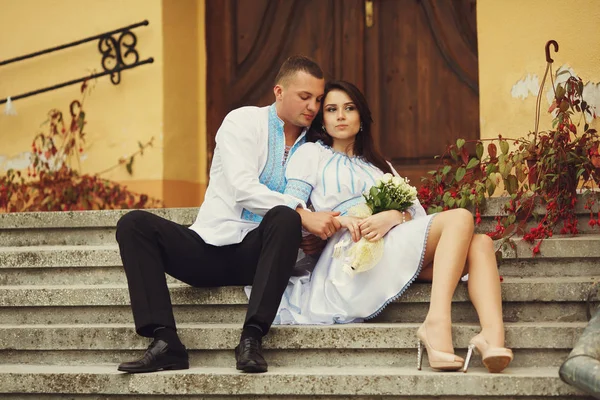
[162,0,207,207]
[0,0,207,207]
[478,0,600,141]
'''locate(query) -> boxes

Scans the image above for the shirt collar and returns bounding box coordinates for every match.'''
[269,103,309,145]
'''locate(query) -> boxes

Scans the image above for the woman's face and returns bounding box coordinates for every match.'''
[322,89,361,143]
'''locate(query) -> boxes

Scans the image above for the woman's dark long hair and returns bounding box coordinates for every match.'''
[307,80,393,175]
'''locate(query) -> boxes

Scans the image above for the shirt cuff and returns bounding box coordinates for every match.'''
[284,179,312,205]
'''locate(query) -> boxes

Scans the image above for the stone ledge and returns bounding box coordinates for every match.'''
[0,194,597,230]
[0,322,585,350]
[0,208,197,229]
[2,235,600,269]
[0,276,596,307]
[0,365,586,397]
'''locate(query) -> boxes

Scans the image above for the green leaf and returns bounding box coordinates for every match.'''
[442,165,452,175]
[500,140,509,155]
[576,168,586,178]
[505,175,518,195]
[455,167,466,182]
[556,85,566,100]
[466,158,479,170]
[515,165,526,183]
[475,142,484,160]
[584,123,589,132]
[486,180,496,197]
[450,149,458,161]
[498,159,506,177]
[456,138,466,149]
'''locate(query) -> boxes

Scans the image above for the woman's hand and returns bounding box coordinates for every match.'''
[337,216,363,242]
[359,210,411,241]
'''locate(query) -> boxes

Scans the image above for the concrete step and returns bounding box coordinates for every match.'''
[0,322,585,368]
[1,195,598,246]
[0,208,196,247]
[1,237,599,285]
[0,277,597,324]
[0,364,591,399]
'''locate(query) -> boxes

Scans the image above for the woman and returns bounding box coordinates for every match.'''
[276,80,512,373]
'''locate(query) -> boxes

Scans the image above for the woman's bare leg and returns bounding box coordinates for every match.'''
[465,234,505,347]
[418,208,474,354]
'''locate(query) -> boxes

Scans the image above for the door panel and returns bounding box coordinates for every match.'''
[206,0,364,166]
[205,0,479,186]
[365,0,479,184]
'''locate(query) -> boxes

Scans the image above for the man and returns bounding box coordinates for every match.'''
[115,56,341,374]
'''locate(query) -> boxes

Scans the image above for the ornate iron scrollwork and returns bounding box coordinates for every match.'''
[98,29,141,85]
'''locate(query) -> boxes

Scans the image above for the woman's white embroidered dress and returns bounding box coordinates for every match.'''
[275,141,437,325]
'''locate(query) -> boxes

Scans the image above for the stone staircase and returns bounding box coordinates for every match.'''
[0,199,598,399]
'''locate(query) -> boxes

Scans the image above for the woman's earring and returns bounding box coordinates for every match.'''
[322,125,326,132]
[360,123,363,132]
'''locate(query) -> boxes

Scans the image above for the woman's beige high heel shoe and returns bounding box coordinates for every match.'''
[462,333,513,373]
[416,324,464,371]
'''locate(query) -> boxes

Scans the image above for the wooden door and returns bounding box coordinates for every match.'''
[364,0,479,184]
[205,0,479,185]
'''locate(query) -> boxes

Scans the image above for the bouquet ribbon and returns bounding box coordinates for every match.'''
[332,202,385,277]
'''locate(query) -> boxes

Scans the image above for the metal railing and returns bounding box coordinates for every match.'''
[0,20,154,106]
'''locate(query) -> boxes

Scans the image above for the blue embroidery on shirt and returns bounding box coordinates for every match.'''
[241,104,306,223]
[284,179,313,205]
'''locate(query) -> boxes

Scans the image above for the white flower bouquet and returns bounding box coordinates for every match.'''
[363,173,418,215]
[333,173,417,277]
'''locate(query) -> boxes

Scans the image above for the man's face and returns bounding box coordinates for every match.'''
[275,71,325,128]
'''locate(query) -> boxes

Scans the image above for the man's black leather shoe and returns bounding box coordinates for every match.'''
[235,337,268,373]
[117,339,189,373]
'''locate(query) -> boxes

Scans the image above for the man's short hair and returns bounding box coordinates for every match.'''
[275,55,324,87]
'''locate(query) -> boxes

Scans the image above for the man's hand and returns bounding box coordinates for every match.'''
[297,208,341,240]
[300,234,327,255]
[337,216,363,242]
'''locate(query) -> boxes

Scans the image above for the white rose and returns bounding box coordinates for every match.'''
[392,176,402,186]
[381,173,393,183]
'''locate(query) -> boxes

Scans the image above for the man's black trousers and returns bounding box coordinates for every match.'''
[115,206,302,337]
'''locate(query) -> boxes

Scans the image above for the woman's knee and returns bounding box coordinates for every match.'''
[471,233,494,251]
[447,208,475,233]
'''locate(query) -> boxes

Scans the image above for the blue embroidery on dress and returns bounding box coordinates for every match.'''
[355,159,377,185]
[321,154,337,197]
[347,159,355,193]
[333,196,365,216]
[284,179,313,205]
[241,104,306,223]
[336,155,342,193]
